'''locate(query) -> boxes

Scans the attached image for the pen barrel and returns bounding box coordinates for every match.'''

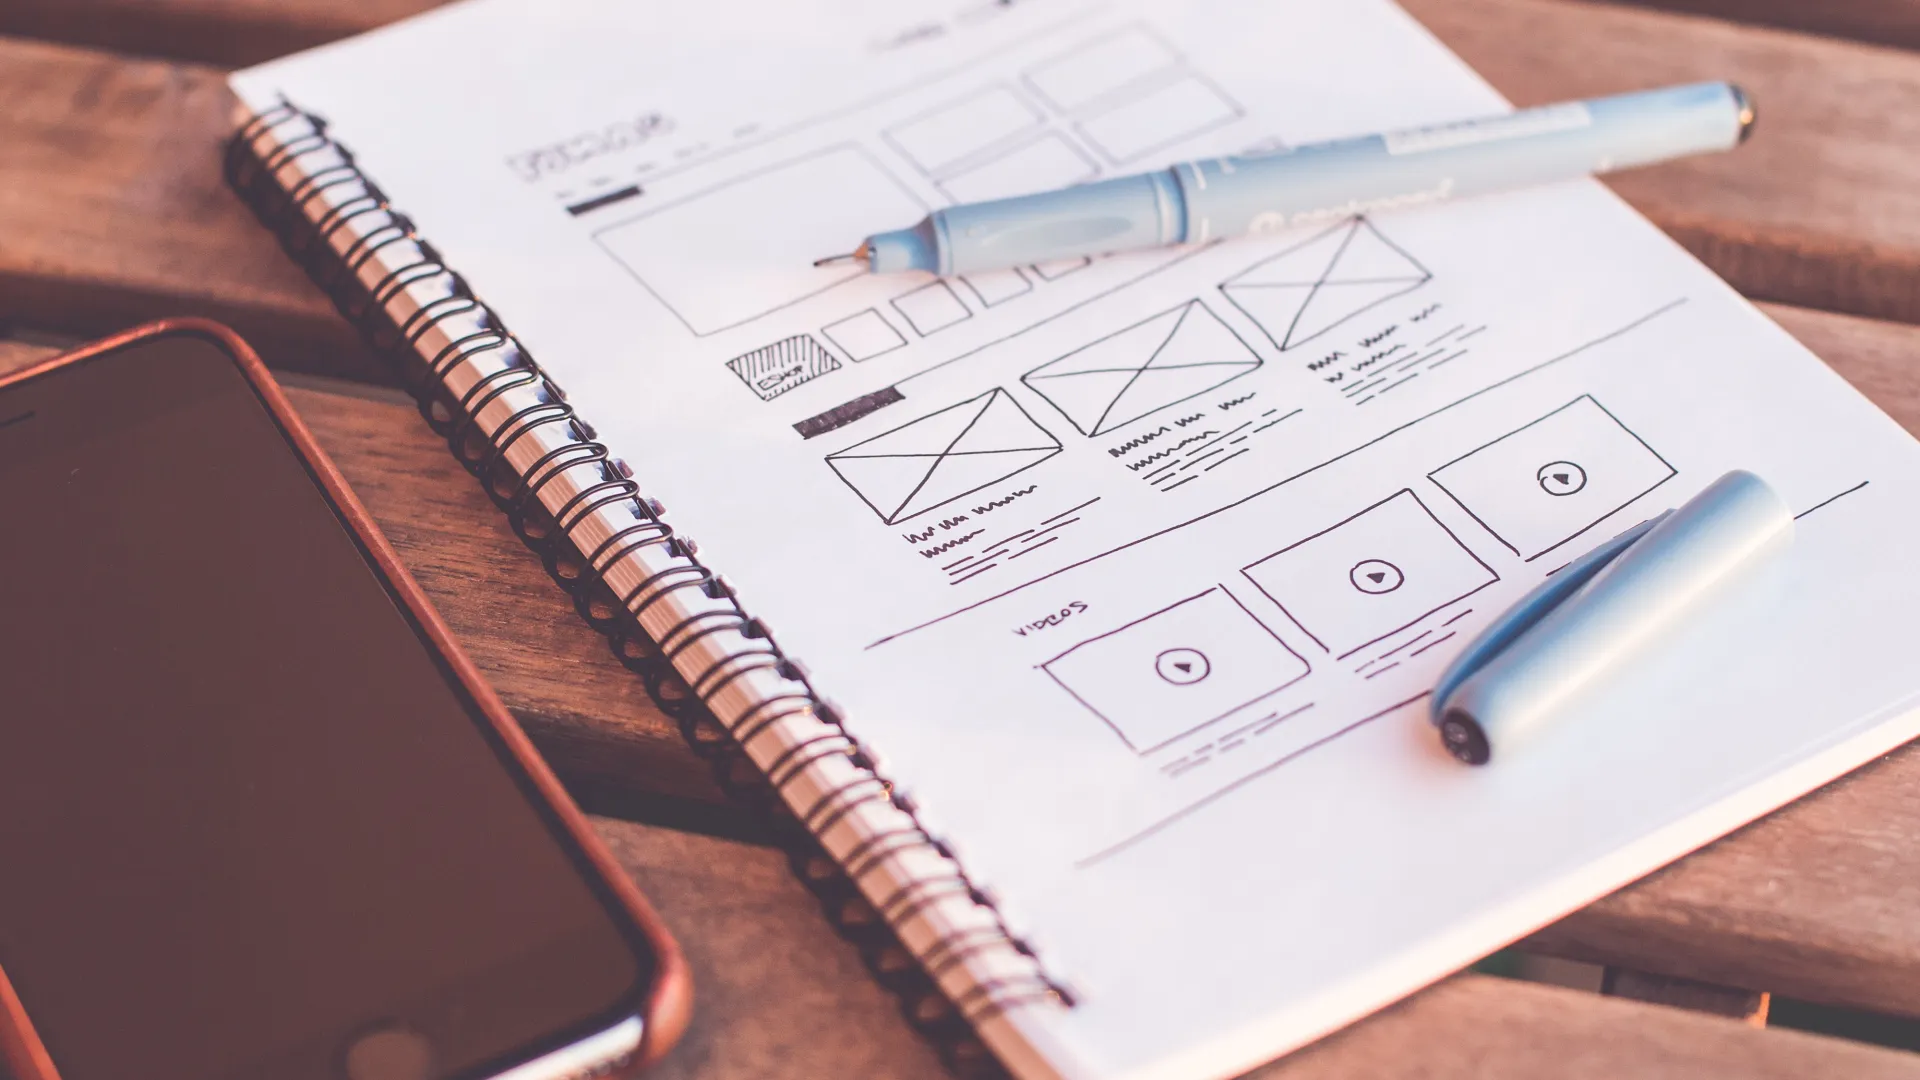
[1440,470,1793,763]
[1176,82,1747,240]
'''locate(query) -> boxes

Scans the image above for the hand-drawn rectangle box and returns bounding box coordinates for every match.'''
[1076,73,1243,164]
[883,86,1044,177]
[726,335,841,401]
[823,308,906,362]
[1043,587,1309,753]
[891,280,970,336]
[595,144,926,336]
[1243,490,1498,658]
[1429,395,1677,561]
[937,132,1099,204]
[1023,25,1181,113]
[961,267,1032,308]
[1031,256,1092,281]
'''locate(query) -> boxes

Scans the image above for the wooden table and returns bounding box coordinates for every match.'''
[5,1,1920,1075]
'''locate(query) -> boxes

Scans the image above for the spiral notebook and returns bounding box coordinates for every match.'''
[226,1,1920,1077]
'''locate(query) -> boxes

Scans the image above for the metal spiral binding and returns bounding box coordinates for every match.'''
[225,98,1069,1078]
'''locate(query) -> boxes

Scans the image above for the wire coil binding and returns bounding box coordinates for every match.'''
[225,98,1070,1079]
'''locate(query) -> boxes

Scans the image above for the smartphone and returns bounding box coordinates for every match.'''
[0,321,689,1080]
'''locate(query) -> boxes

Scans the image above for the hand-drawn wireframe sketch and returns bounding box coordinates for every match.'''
[1042,587,1310,753]
[823,308,908,362]
[1429,395,1677,560]
[937,131,1100,204]
[826,388,1063,524]
[961,267,1034,308]
[1219,217,1433,352]
[1022,299,1262,437]
[726,334,842,401]
[594,144,927,336]
[881,85,1046,178]
[1031,256,1093,281]
[1242,489,1499,657]
[1076,73,1244,164]
[1022,25,1182,114]
[891,280,972,336]
[944,496,1100,584]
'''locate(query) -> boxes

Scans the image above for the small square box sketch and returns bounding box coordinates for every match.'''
[891,280,971,337]
[1429,395,1677,560]
[1043,587,1310,753]
[1243,490,1498,657]
[595,144,927,336]
[823,309,906,362]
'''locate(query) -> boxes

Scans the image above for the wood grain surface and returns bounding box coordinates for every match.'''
[1403,0,1920,326]
[1589,0,1920,52]
[0,38,376,379]
[21,333,1912,1077]
[600,814,1920,1079]
[0,0,446,67]
[6,2,1920,371]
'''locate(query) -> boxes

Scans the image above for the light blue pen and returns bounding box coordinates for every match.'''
[817,81,1754,276]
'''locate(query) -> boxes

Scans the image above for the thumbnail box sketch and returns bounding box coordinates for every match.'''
[1429,395,1677,560]
[825,388,1062,524]
[1023,25,1182,113]
[726,335,841,401]
[937,131,1100,204]
[823,309,907,362]
[1042,587,1309,753]
[891,280,971,336]
[1022,299,1262,437]
[1242,489,1498,657]
[1075,73,1244,164]
[595,144,927,336]
[1219,217,1432,352]
[881,85,1045,178]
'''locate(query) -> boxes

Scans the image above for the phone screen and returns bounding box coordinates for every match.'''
[0,333,652,1080]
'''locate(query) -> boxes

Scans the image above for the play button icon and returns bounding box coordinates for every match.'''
[1349,559,1405,594]
[1154,647,1211,685]
[1538,460,1588,496]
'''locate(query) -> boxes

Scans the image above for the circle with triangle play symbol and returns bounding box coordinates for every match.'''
[1349,559,1405,595]
[1154,648,1212,686]
[1537,461,1588,497]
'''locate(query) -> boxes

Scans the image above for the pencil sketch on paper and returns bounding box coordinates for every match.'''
[1220,217,1433,352]
[595,144,927,336]
[826,388,1063,524]
[1022,299,1262,437]
[1042,587,1310,753]
[726,334,841,401]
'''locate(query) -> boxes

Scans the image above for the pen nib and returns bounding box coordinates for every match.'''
[813,241,872,270]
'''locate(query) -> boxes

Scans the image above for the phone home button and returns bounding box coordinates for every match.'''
[343,1026,434,1080]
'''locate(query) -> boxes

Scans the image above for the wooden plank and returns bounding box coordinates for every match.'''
[0,39,380,380]
[9,315,1920,1024]
[5,5,1920,366]
[600,814,1920,1080]
[0,0,446,68]
[1405,0,1920,326]
[1585,0,1920,53]
[1601,969,1769,1026]
[8,335,1920,1075]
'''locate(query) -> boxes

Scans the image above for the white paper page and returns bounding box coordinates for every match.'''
[236,2,1920,1077]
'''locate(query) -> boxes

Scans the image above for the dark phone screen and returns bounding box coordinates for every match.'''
[0,334,649,1080]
